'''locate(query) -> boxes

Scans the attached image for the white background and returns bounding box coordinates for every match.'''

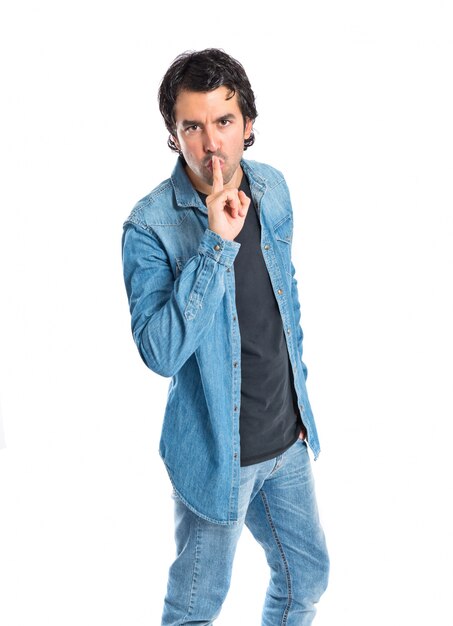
[1,1,452,624]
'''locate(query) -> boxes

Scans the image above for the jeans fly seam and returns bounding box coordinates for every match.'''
[260,489,292,626]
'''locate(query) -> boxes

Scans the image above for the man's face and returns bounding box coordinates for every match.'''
[172,86,253,194]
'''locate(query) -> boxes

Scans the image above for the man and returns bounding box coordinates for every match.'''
[122,48,329,625]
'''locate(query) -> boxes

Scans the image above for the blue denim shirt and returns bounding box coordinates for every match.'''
[122,157,321,525]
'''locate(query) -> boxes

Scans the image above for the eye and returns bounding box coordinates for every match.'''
[184,125,199,134]
[219,119,232,127]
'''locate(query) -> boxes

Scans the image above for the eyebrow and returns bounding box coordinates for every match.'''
[181,113,237,128]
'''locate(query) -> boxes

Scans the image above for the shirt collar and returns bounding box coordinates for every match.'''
[170,156,268,213]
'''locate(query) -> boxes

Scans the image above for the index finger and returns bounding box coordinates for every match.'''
[211,156,224,194]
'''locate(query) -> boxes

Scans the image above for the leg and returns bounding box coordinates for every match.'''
[245,440,329,626]
[161,495,244,626]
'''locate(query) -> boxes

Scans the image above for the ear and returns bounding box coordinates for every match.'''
[171,134,180,150]
[244,117,253,139]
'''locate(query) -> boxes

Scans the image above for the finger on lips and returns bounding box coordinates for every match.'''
[209,155,248,220]
[212,156,224,194]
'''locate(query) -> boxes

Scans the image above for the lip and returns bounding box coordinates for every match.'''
[206,158,224,171]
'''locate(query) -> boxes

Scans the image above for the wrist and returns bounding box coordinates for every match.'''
[199,229,241,266]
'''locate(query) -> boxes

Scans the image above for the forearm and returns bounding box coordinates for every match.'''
[123,225,240,377]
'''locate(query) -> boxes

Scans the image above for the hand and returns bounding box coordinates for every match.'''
[206,156,250,241]
[298,426,307,441]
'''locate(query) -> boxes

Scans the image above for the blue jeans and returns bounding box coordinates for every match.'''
[161,439,329,625]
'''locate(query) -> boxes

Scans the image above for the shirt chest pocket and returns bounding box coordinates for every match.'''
[273,215,293,276]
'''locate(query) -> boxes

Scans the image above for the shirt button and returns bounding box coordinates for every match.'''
[234,405,238,411]
[277,289,283,295]
[264,244,270,250]
[233,315,237,321]
[233,361,238,368]
[287,328,291,334]
[214,244,221,251]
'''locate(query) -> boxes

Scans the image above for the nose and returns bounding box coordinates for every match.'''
[203,126,220,153]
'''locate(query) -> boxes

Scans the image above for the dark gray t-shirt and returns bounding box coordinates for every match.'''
[198,173,301,466]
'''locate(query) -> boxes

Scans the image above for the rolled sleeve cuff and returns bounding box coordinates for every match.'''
[198,229,241,267]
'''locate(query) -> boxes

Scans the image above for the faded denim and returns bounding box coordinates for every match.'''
[122,157,321,524]
[161,438,329,625]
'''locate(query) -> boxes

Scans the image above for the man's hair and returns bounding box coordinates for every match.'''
[158,48,258,153]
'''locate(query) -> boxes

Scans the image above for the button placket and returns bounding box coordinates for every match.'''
[227,264,241,473]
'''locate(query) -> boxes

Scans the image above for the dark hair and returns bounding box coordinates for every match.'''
[158,48,258,153]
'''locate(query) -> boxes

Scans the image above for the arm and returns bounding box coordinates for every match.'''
[122,224,240,378]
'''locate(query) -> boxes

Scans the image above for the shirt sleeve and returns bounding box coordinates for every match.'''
[281,176,309,381]
[122,223,240,378]
[289,260,308,381]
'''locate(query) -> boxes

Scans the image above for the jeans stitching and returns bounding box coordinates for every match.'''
[260,490,292,626]
[181,515,202,623]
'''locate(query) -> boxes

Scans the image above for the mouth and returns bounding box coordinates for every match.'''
[205,157,225,171]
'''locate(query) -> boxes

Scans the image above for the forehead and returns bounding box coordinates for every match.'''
[174,86,242,122]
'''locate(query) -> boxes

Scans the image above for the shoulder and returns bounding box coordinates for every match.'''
[124,177,186,232]
[241,159,288,191]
